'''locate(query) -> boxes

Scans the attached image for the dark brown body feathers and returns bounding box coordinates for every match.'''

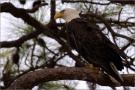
[66,18,126,83]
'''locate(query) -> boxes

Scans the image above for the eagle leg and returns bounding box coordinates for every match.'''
[86,64,100,70]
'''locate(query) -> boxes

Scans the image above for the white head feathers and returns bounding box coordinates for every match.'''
[60,8,80,22]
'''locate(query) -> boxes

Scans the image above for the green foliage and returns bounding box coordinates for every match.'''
[0,49,13,58]
[39,82,64,90]
[38,81,77,90]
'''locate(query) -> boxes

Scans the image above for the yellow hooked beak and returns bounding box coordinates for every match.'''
[54,12,63,20]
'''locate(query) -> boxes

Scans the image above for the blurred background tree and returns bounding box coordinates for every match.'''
[0,0,135,90]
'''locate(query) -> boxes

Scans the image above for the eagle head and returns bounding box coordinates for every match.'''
[54,8,80,22]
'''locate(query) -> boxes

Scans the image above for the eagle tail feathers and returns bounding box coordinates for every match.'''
[108,75,121,86]
[109,62,124,83]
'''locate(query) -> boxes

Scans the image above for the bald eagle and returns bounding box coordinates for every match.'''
[54,8,126,83]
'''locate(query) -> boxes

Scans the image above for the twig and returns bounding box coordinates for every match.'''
[62,0,111,5]
[30,40,36,68]
[22,3,48,13]
[118,8,123,22]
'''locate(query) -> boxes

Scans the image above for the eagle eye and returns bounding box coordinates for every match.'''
[60,10,65,13]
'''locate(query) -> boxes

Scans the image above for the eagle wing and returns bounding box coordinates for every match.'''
[66,18,126,83]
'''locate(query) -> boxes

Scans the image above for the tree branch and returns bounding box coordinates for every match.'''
[63,0,135,5]
[0,2,51,48]
[26,3,48,13]
[1,3,46,33]
[7,67,134,89]
[62,0,111,5]
[80,13,135,43]
[0,30,42,48]
[108,0,134,5]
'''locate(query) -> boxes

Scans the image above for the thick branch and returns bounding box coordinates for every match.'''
[7,67,134,89]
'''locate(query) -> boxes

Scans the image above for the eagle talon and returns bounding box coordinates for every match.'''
[86,64,99,70]
[94,67,100,70]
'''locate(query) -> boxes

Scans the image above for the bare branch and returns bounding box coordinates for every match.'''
[118,8,123,22]
[0,2,50,48]
[0,30,41,48]
[7,67,135,89]
[80,13,135,42]
[26,3,48,13]
[108,0,135,5]
[1,3,46,33]
[62,0,111,5]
